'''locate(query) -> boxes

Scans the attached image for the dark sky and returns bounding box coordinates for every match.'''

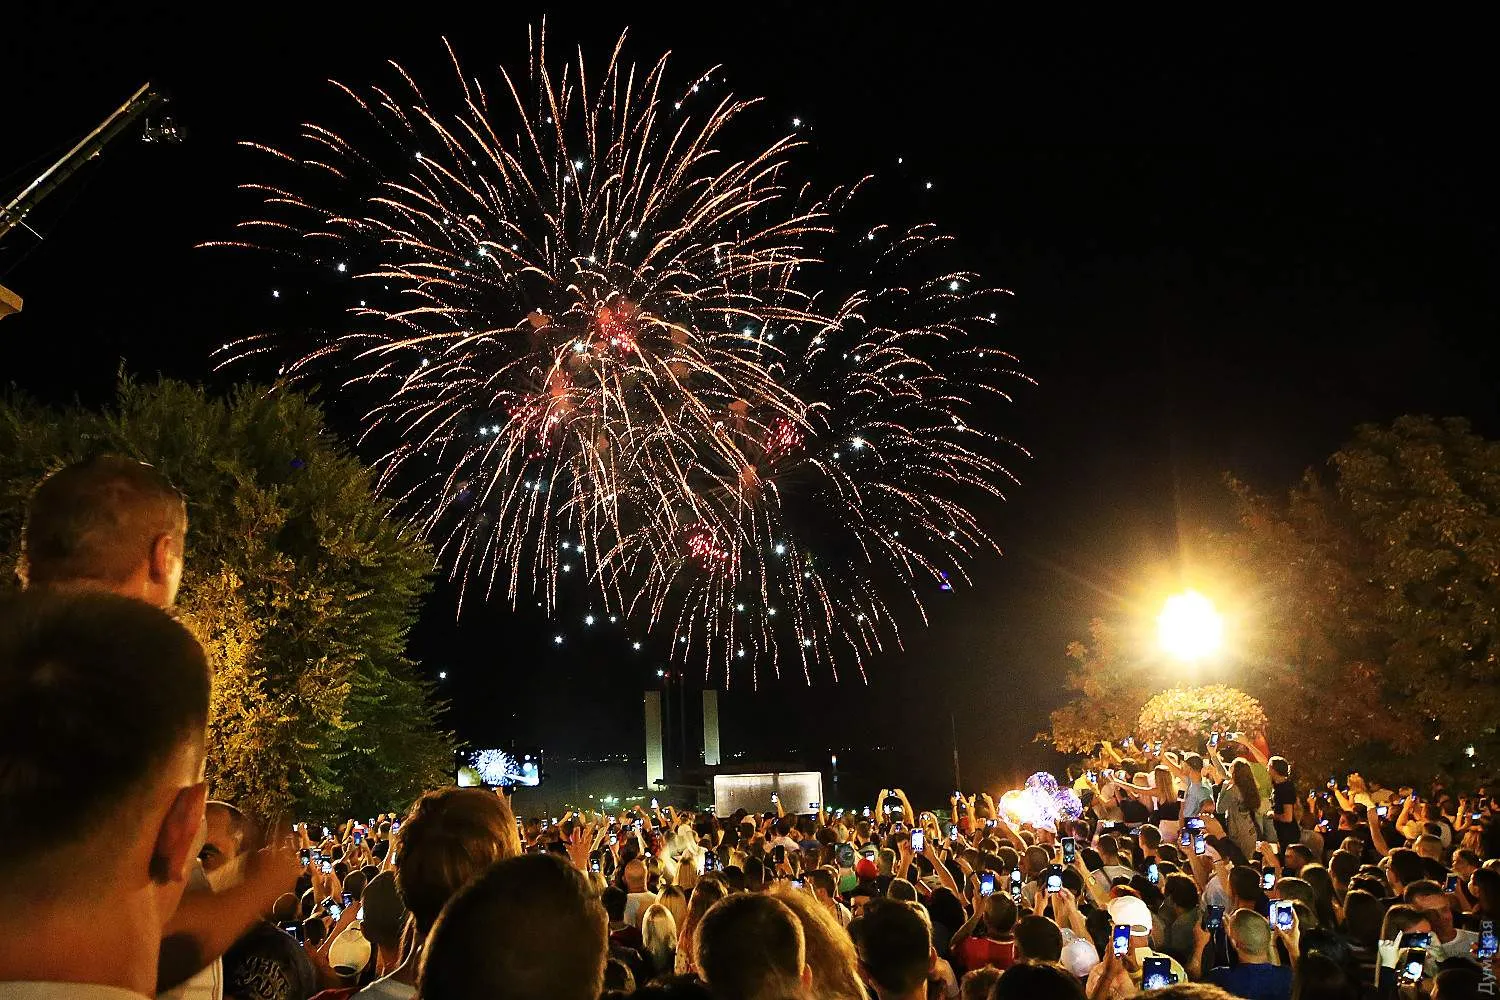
[3,6,1495,803]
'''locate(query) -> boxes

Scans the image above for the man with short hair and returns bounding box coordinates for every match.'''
[1011,914,1062,963]
[19,455,188,605]
[696,893,812,999]
[1405,880,1478,964]
[418,854,608,1000]
[1094,835,1136,886]
[20,456,298,998]
[200,802,249,876]
[1283,844,1314,877]
[856,899,934,1000]
[0,591,211,998]
[356,786,520,998]
[1181,755,1213,820]
[1195,909,1291,1000]
[621,857,658,927]
[949,891,1017,973]
[809,868,852,928]
[1387,848,1426,900]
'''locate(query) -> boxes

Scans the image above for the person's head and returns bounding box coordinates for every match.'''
[1404,880,1454,935]
[1230,759,1262,813]
[624,857,648,892]
[1151,767,1175,805]
[1341,889,1386,947]
[983,891,1018,936]
[1183,752,1204,777]
[1453,848,1481,877]
[1269,756,1291,782]
[1286,951,1358,1000]
[854,899,932,999]
[19,456,188,607]
[1432,964,1484,1000]
[1284,843,1314,874]
[0,591,210,990]
[1387,848,1424,893]
[695,893,810,1000]
[888,878,917,903]
[1413,834,1443,862]
[359,871,407,956]
[1012,913,1063,962]
[808,867,838,902]
[1106,894,1154,945]
[642,903,678,966]
[1163,871,1200,912]
[991,961,1086,1000]
[769,884,865,1000]
[1471,867,1500,914]
[199,800,247,875]
[602,885,628,923]
[960,967,1002,1000]
[1228,866,1263,908]
[602,958,635,995]
[419,853,607,1000]
[1379,903,1431,945]
[1225,908,1272,961]
[1328,850,1359,891]
[394,786,521,937]
[1096,834,1120,862]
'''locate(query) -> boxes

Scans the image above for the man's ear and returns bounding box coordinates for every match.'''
[928,945,937,973]
[801,963,812,989]
[148,532,179,584]
[152,781,208,885]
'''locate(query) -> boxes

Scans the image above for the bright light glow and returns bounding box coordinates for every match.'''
[949,280,960,291]
[573,159,585,170]
[553,634,564,644]
[1157,590,1224,661]
[1466,744,1476,757]
[792,117,801,127]
[774,543,787,555]
[633,641,642,650]
[336,262,347,272]
[736,603,745,612]
[657,669,665,677]
[271,289,280,298]
[925,181,933,189]
[584,614,595,625]
[438,670,447,679]
[851,437,865,450]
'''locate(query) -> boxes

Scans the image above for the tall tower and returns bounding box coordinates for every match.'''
[644,691,665,790]
[702,690,721,766]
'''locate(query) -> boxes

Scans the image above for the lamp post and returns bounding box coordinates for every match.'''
[1157,589,1223,661]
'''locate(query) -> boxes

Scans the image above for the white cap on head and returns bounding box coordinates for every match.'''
[328,923,371,976]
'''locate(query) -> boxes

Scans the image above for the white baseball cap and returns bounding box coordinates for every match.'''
[1107,895,1153,935]
[328,923,371,976]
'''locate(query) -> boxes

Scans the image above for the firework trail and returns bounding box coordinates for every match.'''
[208,25,1031,685]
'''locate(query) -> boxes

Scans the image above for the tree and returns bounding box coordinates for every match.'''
[1042,416,1500,783]
[1044,618,1152,754]
[1206,415,1500,781]
[0,377,455,819]
[1135,686,1266,748]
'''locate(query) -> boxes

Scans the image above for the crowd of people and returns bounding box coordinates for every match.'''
[3,455,1500,1000]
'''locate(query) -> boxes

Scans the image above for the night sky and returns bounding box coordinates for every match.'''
[4,6,1495,804]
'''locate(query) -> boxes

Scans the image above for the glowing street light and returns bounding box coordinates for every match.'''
[1157,590,1224,661]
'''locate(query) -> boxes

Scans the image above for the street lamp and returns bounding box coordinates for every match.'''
[1157,589,1223,661]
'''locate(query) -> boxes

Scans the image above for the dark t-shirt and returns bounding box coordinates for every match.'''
[1272,780,1300,845]
[1207,961,1293,1000]
[1119,798,1150,824]
[224,922,317,1000]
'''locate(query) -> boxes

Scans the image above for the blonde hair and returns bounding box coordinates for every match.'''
[642,903,678,974]
[657,884,689,934]
[768,883,864,1000]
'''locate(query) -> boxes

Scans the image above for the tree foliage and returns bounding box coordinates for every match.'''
[1043,416,1500,783]
[1044,618,1150,754]
[0,378,455,819]
[1135,686,1266,748]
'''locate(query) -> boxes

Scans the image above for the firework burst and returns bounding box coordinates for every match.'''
[208,25,1031,685]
